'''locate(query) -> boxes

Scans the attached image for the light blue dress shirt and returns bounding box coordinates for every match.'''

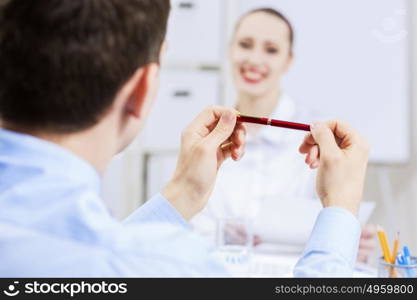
[0,129,360,277]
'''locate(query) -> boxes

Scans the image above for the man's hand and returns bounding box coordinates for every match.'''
[299,121,369,215]
[162,107,246,220]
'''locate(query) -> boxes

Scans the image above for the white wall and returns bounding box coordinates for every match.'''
[363,0,417,253]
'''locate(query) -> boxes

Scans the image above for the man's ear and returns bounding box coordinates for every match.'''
[125,63,159,119]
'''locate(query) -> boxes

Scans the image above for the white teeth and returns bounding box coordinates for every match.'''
[244,70,263,80]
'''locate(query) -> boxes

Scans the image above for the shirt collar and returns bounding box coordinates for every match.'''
[255,93,297,145]
[0,128,101,193]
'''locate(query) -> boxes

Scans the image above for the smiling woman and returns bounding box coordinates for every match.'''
[230,8,294,106]
[191,7,376,264]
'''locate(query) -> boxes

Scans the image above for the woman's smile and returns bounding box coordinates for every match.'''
[240,65,269,84]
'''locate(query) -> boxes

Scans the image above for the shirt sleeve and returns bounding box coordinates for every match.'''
[123,193,191,230]
[293,207,361,277]
[117,195,228,277]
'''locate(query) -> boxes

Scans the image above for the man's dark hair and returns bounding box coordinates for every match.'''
[0,0,170,133]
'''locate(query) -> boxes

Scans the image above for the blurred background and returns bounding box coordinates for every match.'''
[101,0,417,252]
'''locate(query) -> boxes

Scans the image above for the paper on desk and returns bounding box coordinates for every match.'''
[253,198,376,251]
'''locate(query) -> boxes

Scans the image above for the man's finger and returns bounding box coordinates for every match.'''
[305,145,320,166]
[205,109,238,149]
[230,123,246,147]
[184,106,238,140]
[231,144,244,161]
[299,133,316,154]
[310,121,341,157]
[323,120,358,149]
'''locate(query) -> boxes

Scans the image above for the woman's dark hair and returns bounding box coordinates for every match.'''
[0,0,170,133]
[236,8,295,53]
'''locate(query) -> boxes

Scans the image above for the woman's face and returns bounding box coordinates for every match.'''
[230,12,293,97]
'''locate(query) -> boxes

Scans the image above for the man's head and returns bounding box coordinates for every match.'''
[0,0,170,152]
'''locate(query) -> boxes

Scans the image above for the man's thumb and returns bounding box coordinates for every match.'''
[206,110,236,148]
[311,122,340,156]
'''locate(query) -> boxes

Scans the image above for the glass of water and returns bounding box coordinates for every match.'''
[215,217,253,277]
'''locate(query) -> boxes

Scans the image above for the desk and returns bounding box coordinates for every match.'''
[251,253,377,278]
[216,251,377,278]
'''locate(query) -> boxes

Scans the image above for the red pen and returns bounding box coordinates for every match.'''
[237,113,311,132]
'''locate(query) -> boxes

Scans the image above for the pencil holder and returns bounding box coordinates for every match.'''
[378,256,417,278]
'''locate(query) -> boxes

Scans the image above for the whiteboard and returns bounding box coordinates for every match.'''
[233,0,410,163]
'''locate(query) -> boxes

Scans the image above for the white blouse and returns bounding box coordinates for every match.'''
[191,93,320,246]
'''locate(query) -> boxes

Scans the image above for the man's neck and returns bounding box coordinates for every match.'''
[2,123,115,174]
